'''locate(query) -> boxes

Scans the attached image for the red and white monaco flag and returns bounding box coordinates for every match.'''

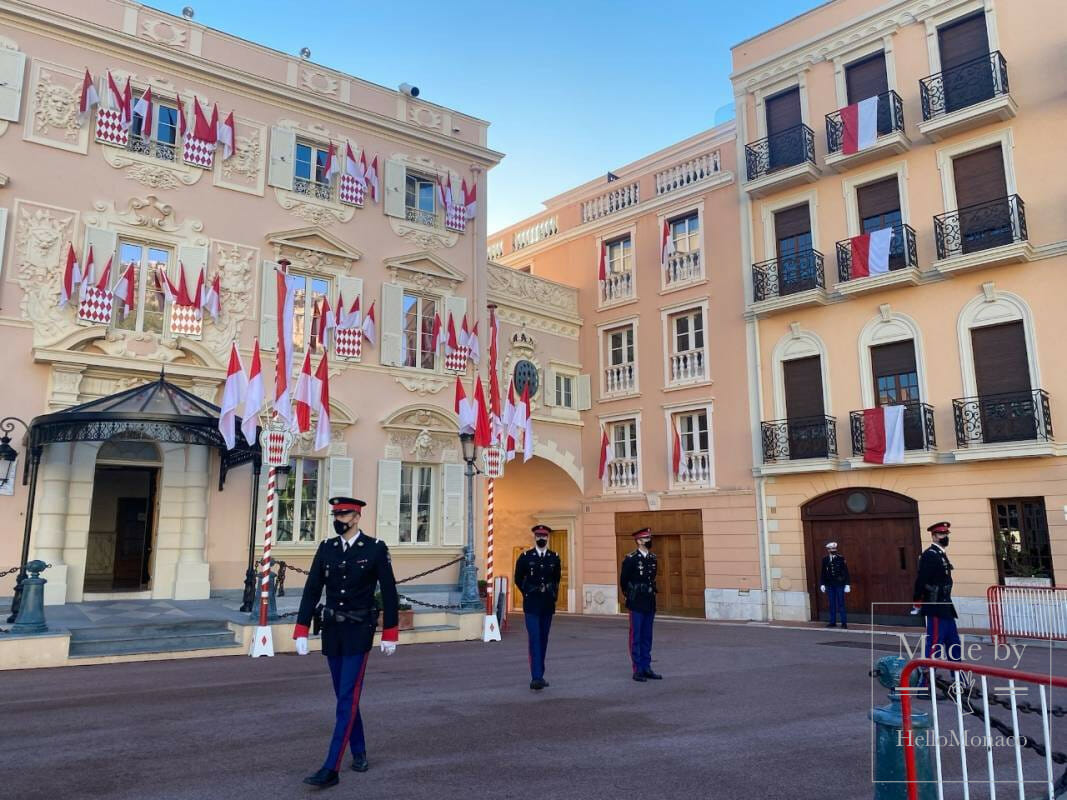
[454,377,476,433]
[431,312,444,354]
[365,154,380,202]
[841,95,879,155]
[95,255,113,291]
[157,266,179,305]
[862,405,905,464]
[60,244,81,308]
[322,142,340,183]
[273,266,299,427]
[318,295,336,349]
[218,111,236,160]
[661,220,675,266]
[314,350,331,452]
[672,426,689,480]
[598,242,607,282]
[132,86,153,138]
[293,346,316,434]
[463,178,477,220]
[79,69,99,123]
[520,384,534,462]
[360,301,376,345]
[445,313,459,356]
[474,376,492,448]
[345,142,364,183]
[598,426,613,480]
[344,295,361,330]
[80,245,96,299]
[176,93,187,139]
[113,263,136,319]
[219,342,248,450]
[241,338,265,447]
[107,71,124,114]
[201,273,221,321]
[468,320,480,365]
[193,97,215,143]
[849,227,894,277]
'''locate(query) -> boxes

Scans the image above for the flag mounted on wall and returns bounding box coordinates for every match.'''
[840,95,879,155]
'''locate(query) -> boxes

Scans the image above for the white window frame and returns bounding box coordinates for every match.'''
[288,269,333,354]
[659,201,706,292]
[759,188,820,263]
[113,237,173,336]
[752,73,811,140]
[841,161,910,237]
[956,285,1041,399]
[832,40,899,109]
[400,290,440,371]
[405,171,438,226]
[669,211,700,254]
[661,298,710,390]
[935,128,1017,215]
[598,410,643,494]
[598,316,640,399]
[596,224,638,310]
[857,310,929,409]
[398,462,437,545]
[276,456,324,546]
[294,139,335,201]
[604,235,633,276]
[555,372,574,408]
[664,400,715,490]
[922,1,999,76]
[770,325,832,420]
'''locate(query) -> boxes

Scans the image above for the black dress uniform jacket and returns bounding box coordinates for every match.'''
[820,554,851,587]
[514,548,562,615]
[297,532,400,656]
[619,550,658,614]
[913,544,957,619]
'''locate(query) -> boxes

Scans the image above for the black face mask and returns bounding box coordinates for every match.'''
[535,538,548,548]
[641,539,653,549]
[333,519,351,536]
[937,535,949,547]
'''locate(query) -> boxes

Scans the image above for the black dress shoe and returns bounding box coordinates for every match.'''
[841,623,848,629]
[633,672,647,682]
[303,768,339,787]
[350,753,369,772]
[541,680,550,688]
[825,623,837,628]
[530,679,545,690]
[643,670,663,680]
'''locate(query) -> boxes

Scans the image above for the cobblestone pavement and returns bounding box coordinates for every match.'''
[3,616,1064,800]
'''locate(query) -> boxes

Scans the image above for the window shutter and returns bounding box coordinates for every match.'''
[83,226,118,275]
[542,368,556,407]
[379,282,405,366]
[259,260,280,351]
[0,208,8,282]
[937,13,990,71]
[576,374,592,410]
[971,321,1031,395]
[774,204,811,240]
[782,356,825,418]
[327,456,354,497]
[844,52,888,103]
[177,244,208,290]
[870,340,917,379]
[952,145,1007,208]
[765,87,801,136]
[375,459,401,546]
[0,49,26,122]
[857,178,901,221]
[441,462,464,546]
[267,126,296,190]
[383,159,406,219]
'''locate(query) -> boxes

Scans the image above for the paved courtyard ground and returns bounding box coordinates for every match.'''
[3,615,1065,800]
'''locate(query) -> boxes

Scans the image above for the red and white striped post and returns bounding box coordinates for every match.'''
[251,417,293,657]
[485,476,494,612]
[482,303,503,641]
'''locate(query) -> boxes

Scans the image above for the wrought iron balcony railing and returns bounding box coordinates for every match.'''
[752,249,824,302]
[953,389,1053,447]
[294,177,335,202]
[920,51,1010,120]
[761,415,837,462]
[825,90,905,154]
[849,402,936,458]
[836,223,918,282]
[745,123,816,182]
[128,133,177,163]
[934,194,1026,260]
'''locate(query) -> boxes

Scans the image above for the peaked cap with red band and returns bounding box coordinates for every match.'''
[927,520,951,534]
[632,527,652,540]
[531,524,551,535]
[329,496,366,512]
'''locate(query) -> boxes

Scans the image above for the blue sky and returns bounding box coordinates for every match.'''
[150,1,819,231]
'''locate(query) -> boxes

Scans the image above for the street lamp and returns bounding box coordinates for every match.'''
[458,432,480,607]
[0,417,26,492]
[1,416,38,625]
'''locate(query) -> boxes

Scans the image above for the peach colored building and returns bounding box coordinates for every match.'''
[490,125,766,620]
[732,0,1067,628]
[0,0,506,633]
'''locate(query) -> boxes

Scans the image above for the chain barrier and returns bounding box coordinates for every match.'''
[1,563,52,580]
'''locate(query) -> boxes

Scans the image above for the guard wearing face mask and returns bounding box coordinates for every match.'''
[912,521,961,663]
[514,524,562,691]
[819,541,851,629]
[292,497,399,789]
[620,527,661,682]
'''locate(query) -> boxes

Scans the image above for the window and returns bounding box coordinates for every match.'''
[670,213,700,253]
[401,292,438,369]
[130,99,179,160]
[871,341,919,406]
[782,355,830,459]
[765,86,804,170]
[951,145,1012,254]
[992,498,1052,582]
[672,309,704,355]
[277,458,322,544]
[405,173,437,226]
[677,410,709,454]
[290,272,330,353]
[555,373,574,408]
[774,204,815,296]
[605,236,632,275]
[611,420,638,460]
[115,239,169,334]
[399,463,434,544]
[608,325,634,367]
[937,13,993,113]
[294,141,333,200]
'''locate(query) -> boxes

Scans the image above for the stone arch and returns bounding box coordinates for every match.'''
[532,438,583,493]
[857,307,928,407]
[771,323,832,418]
[957,286,1040,397]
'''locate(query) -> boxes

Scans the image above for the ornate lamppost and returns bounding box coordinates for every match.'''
[458,431,481,607]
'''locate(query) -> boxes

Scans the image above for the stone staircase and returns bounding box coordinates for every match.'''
[68,619,239,658]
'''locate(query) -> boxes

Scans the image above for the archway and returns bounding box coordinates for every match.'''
[802,488,922,626]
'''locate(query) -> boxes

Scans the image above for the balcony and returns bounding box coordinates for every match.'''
[295,176,335,202]
[405,205,440,228]
[606,457,639,491]
[127,132,178,163]
[581,181,640,224]
[744,124,819,197]
[953,390,1053,452]
[604,362,636,396]
[655,150,721,195]
[835,223,919,294]
[933,194,1031,274]
[601,270,634,304]
[761,415,838,464]
[849,402,936,464]
[668,349,706,386]
[674,450,712,488]
[919,51,1016,141]
[750,249,828,314]
[663,250,703,289]
[824,90,909,171]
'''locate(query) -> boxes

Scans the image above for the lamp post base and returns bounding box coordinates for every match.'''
[459,561,480,608]
[6,571,24,624]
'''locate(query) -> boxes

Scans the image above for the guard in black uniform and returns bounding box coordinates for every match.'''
[514,523,562,690]
[620,527,661,681]
[293,497,399,789]
[819,541,851,628]
[912,520,961,662]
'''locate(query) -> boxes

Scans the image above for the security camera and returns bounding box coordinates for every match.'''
[181,6,194,19]
[299,47,311,60]
[399,83,420,98]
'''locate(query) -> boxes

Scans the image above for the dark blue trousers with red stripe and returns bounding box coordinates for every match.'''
[629,611,654,674]
[524,611,553,681]
[924,616,962,661]
[323,653,369,772]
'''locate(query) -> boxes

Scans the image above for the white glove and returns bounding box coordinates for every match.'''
[380,640,396,656]
[910,607,921,615]
[844,585,851,594]
[295,637,309,656]
[819,585,826,593]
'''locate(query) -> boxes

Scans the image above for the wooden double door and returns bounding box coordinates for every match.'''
[803,489,923,626]
[615,511,706,618]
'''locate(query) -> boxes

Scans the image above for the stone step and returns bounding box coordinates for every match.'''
[68,619,231,642]
[68,620,239,658]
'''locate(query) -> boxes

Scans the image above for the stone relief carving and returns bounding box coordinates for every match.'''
[495,306,579,340]
[301,70,338,95]
[201,242,255,361]
[12,202,77,346]
[408,106,442,131]
[141,19,188,49]
[486,263,578,317]
[387,429,449,463]
[273,188,355,226]
[393,374,448,396]
[222,132,262,183]
[102,146,204,188]
[387,218,459,250]
[96,195,205,235]
[32,68,80,141]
